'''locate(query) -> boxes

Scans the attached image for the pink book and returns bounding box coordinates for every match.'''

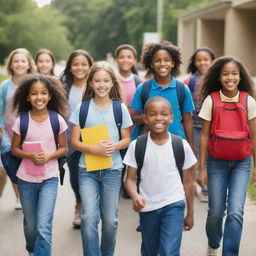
[22,141,45,175]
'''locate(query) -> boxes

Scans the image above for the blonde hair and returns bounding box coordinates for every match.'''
[6,48,37,76]
[82,61,125,102]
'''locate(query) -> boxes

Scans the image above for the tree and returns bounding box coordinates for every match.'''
[0,0,72,64]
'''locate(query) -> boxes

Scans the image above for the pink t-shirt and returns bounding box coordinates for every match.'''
[119,74,136,107]
[12,112,68,183]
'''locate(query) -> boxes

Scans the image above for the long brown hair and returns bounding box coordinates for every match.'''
[82,61,125,102]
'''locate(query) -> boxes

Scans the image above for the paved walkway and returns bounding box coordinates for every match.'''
[0,172,256,256]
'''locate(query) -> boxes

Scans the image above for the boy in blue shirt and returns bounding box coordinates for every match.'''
[131,41,194,147]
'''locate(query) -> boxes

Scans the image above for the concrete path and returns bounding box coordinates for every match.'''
[1,171,256,256]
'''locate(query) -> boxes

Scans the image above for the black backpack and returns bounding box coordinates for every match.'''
[134,133,185,193]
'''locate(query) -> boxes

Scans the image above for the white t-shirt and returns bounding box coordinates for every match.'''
[68,85,85,118]
[123,133,197,212]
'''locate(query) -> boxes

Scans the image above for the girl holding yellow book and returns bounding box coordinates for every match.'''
[69,61,133,256]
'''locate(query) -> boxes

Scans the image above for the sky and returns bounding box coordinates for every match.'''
[35,0,51,8]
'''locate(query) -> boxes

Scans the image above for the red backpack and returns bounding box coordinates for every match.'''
[208,91,252,160]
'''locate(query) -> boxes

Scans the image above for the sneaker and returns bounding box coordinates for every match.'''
[72,208,81,228]
[28,253,34,256]
[207,246,219,256]
[15,198,22,210]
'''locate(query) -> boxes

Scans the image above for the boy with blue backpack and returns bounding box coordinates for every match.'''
[130,41,194,148]
[124,96,197,256]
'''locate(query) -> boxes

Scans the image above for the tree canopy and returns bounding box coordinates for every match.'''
[0,0,215,64]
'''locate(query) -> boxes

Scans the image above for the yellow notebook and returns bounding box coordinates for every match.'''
[80,124,112,171]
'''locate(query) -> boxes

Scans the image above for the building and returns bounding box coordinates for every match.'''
[178,0,256,76]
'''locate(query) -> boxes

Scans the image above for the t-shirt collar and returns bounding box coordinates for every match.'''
[151,76,176,90]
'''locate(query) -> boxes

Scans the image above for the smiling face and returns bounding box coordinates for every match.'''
[27,81,51,112]
[70,55,90,82]
[194,50,212,75]
[36,53,54,75]
[219,61,240,97]
[10,53,30,77]
[144,99,173,135]
[116,49,136,74]
[151,49,174,79]
[90,69,114,100]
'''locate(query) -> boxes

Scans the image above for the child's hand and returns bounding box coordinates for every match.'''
[0,127,3,139]
[183,214,194,231]
[196,169,207,188]
[132,195,147,212]
[30,150,46,166]
[93,140,115,156]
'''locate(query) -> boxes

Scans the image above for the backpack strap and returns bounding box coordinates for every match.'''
[112,99,122,136]
[135,133,148,193]
[176,80,185,112]
[141,79,152,109]
[79,100,90,128]
[171,134,185,181]
[188,74,198,93]
[238,91,248,108]
[49,110,66,185]
[20,112,29,145]
[134,74,141,87]
[49,110,60,141]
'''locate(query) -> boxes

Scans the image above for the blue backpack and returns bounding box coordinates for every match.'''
[1,111,66,185]
[68,99,124,172]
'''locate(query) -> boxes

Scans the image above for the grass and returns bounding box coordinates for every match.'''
[248,174,256,201]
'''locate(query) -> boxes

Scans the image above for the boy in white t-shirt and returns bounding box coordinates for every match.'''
[124,96,197,256]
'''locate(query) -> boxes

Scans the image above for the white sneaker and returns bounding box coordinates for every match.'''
[14,198,22,210]
[72,208,81,228]
[208,245,219,256]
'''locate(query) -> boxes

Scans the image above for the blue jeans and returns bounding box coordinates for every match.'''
[140,200,185,256]
[78,168,122,256]
[18,177,58,256]
[206,156,251,256]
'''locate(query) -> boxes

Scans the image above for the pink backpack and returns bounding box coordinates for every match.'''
[208,91,252,160]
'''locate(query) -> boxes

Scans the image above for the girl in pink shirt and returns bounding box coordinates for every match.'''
[115,44,141,198]
[11,74,68,256]
[115,44,141,111]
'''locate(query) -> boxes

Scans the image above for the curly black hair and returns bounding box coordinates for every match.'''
[13,74,68,118]
[187,47,215,74]
[201,56,255,100]
[141,41,182,76]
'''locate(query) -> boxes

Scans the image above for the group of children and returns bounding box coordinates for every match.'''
[0,41,255,256]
